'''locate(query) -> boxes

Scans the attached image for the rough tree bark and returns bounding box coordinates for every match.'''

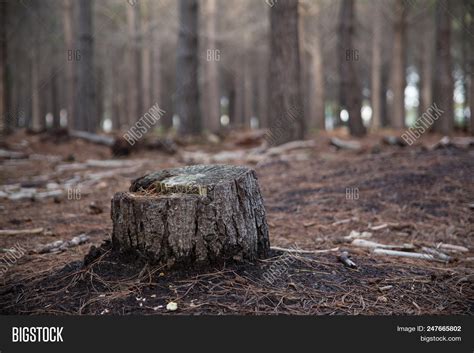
[243,33,253,129]
[370,0,383,131]
[308,2,325,131]
[338,0,365,136]
[111,165,270,268]
[470,0,474,135]
[257,50,268,129]
[51,66,60,129]
[390,0,407,129]
[142,0,152,112]
[269,0,304,145]
[433,0,454,135]
[418,9,433,119]
[62,0,75,130]
[150,0,161,122]
[127,1,143,125]
[74,0,96,132]
[176,0,201,136]
[0,0,8,135]
[30,44,42,132]
[232,60,245,127]
[202,0,220,133]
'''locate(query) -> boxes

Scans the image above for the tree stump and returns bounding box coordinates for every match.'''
[111,165,270,268]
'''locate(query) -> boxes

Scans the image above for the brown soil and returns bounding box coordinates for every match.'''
[0,130,473,315]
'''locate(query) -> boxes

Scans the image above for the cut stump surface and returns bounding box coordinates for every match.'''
[111,164,270,268]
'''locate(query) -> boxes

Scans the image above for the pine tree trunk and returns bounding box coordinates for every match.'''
[202,0,220,133]
[62,0,75,130]
[338,0,365,136]
[232,62,244,127]
[111,165,270,268]
[390,0,407,129]
[150,0,162,124]
[309,8,325,132]
[30,45,42,132]
[127,2,143,125]
[418,11,433,119]
[243,40,253,129]
[0,0,8,135]
[176,0,201,136]
[51,66,60,129]
[268,0,304,145]
[370,1,383,131]
[433,0,454,135]
[257,51,268,129]
[75,0,96,132]
[141,0,152,112]
[470,0,474,134]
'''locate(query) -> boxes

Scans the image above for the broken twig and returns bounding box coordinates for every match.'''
[338,251,357,268]
[0,228,44,236]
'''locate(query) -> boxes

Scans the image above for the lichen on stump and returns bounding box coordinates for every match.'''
[111,164,270,268]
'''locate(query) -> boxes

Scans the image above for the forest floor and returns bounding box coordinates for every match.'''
[0,129,473,315]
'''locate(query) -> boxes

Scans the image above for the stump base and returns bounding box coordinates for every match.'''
[111,165,270,268]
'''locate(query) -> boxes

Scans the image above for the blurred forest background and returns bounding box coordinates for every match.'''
[0,0,473,144]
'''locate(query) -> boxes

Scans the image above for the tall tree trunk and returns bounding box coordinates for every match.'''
[390,0,407,129]
[370,0,382,131]
[150,0,162,127]
[74,0,96,132]
[232,60,244,127]
[418,13,433,118]
[470,0,474,135]
[176,0,201,135]
[51,66,60,129]
[142,0,152,112]
[381,62,390,127]
[30,45,42,131]
[62,0,75,130]
[268,0,304,145]
[433,0,454,134]
[338,0,365,137]
[127,1,143,125]
[461,0,469,130]
[96,66,103,129]
[309,2,325,131]
[257,50,268,129]
[0,0,8,135]
[111,59,122,130]
[243,40,253,129]
[152,45,161,110]
[202,0,220,133]
[299,8,309,131]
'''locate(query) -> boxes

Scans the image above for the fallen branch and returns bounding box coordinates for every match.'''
[331,217,359,226]
[369,223,388,231]
[373,248,437,261]
[270,246,339,254]
[351,239,414,250]
[265,140,316,156]
[37,234,89,254]
[69,130,115,146]
[421,247,452,262]
[330,137,361,151]
[436,243,468,253]
[0,228,44,236]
